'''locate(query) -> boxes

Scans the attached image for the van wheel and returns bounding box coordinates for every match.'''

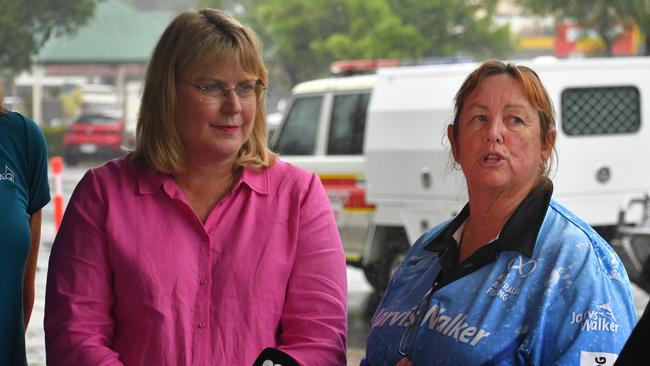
[363,243,408,319]
[639,257,650,293]
[594,225,617,243]
[363,230,409,298]
[364,250,397,294]
[632,235,650,292]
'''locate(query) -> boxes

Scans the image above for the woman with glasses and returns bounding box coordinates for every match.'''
[45,9,347,366]
[361,60,636,365]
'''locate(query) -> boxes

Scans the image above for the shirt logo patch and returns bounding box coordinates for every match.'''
[570,303,620,333]
[507,256,537,277]
[487,272,521,301]
[579,351,617,366]
[486,255,536,301]
[0,165,15,184]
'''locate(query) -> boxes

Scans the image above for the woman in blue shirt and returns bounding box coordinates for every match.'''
[0,95,50,365]
[362,60,636,366]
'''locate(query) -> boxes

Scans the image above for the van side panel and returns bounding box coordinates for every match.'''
[365,58,650,241]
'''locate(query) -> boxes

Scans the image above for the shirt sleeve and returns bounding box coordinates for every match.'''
[534,240,637,366]
[23,115,50,214]
[276,172,348,365]
[44,169,125,366]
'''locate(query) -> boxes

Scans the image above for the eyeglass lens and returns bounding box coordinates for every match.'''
[187,75,265,104]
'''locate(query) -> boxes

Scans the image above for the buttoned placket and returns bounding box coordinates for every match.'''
[190,231,212,365]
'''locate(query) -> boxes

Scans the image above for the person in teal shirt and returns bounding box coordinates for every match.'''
[0,98,50,365]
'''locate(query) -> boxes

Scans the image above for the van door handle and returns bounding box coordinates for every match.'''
[596,166,611,184]
[421,168,432,189]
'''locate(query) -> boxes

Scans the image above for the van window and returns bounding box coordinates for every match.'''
[561,86,640,136]
[274,95,322,155]
[327,92,370,155]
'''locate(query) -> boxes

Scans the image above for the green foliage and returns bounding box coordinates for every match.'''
[41,125,66,158]
[309,1,427,61]
[387,0,511,58]
[0,0,99,73]
[515,0,650,55]
[253,0,348,85]
[200,0,512,86]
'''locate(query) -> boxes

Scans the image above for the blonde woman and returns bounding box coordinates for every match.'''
[45,9,347,366]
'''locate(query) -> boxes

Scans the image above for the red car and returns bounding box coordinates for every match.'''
[63,112,125,165]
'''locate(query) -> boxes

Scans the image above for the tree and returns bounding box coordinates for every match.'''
[199,0,512,88]
[309,1,428,62]
[252,0,364,85]
[626,0,650,55]
[252,0,439,85]
[0,0,99,74]
[387,0,511,58]
[515,0,650,56]
[255,0,511,86]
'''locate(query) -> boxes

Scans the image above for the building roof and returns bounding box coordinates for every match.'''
[35,0,173,65]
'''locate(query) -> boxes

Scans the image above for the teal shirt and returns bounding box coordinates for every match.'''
[0,112,50,366]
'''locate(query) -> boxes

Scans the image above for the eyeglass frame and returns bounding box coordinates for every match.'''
[179,78,268,105]
[397,286,435,363]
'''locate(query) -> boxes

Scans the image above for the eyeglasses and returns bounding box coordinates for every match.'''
[181,77,267,105]
[398,287,434,364]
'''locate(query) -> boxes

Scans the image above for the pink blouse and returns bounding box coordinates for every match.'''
[45,156,347,365]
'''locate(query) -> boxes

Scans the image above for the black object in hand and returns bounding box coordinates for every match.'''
[252,348,299,366]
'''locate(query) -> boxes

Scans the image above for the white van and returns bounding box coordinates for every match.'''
[271,74,387,286]
[272,56,650,294]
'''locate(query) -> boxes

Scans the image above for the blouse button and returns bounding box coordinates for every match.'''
[197,321,206,329]
[200,278,208,286]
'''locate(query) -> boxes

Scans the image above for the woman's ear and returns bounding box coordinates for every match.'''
[448,124,459,162]
[542,128,557,162]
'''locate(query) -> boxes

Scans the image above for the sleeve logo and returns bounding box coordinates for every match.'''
[0,165,15,184]
[570,303,620,332]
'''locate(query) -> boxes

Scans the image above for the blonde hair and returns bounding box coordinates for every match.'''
[451,59,557,176]
[132,8,276,174]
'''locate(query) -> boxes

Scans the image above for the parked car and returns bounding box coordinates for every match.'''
[63,111,125,165]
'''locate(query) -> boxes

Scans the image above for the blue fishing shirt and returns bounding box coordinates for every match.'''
[363,183,636,366]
